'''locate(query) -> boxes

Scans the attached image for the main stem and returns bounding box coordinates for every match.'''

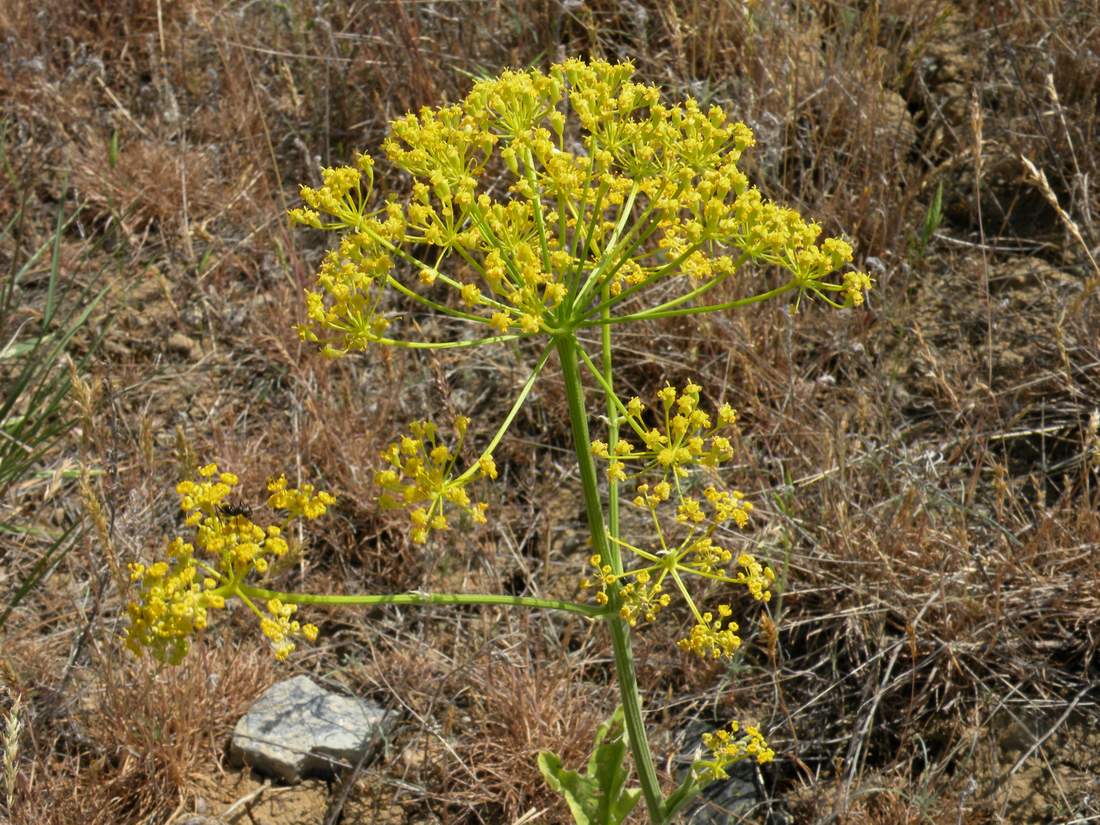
[554,334,664,823]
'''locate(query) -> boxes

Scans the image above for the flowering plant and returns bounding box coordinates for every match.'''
[126,59,868,823]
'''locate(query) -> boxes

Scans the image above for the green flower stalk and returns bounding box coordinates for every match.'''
[126,59,870,824]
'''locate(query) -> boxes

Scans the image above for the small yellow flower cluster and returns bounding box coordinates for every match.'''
[124,537,224,666]
[124,463,331,665]
[591,382,738,487]
[842,270,875,307]
[261,598,320,661]
[678,605,741,658]
[290,59,871,356]
[693,720,775,782]
[289,154,376,230]
[174,464,295,578]
[267,474,337,520]
[733,551,774,602]
[580,555,672,624]
[579,554,614,607]
[677,487,754,532]
[374,417,497,544]
[618,568,672,625]
[581,473,774,660]
[295,216,405,357]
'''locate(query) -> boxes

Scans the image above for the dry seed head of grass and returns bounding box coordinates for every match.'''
[3,693,22,816]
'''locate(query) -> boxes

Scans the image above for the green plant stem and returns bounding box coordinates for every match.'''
[452,343,553,486]
[593,279,798,326]
[239,583,607,618]
[354,219,512,317]
[369,332,521,350]
[554,333,665,824]
[601,282,620,548]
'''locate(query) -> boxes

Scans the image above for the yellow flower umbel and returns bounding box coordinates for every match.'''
[591,381,738,489]
[692,720,776,782]
[583,382,773,660]
[124,463,332,664]
[582,483,772,660]
[289,58,870,357]
[374,416,496,544]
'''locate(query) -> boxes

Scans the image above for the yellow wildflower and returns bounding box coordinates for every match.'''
[123,463,335,665]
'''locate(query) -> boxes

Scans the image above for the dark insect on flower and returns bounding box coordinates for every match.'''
[217,503,253,519]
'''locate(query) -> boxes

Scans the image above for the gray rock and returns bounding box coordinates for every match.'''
[230,675,395,783]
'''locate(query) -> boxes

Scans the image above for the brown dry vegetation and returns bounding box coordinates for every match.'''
[1,1,1098,823]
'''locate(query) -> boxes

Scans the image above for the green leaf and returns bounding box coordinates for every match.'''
[913,180,944,260]
[0,521,81,631]
[108,128,119,169]
[0,188,111,628]
[589,708,640,824]
[538,750,595,825]
[537,707,642,825]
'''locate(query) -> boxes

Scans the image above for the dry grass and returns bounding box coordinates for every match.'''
[1,1,1098,823]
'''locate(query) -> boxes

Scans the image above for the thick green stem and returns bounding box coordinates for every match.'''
[239,583,607,618]
[554,333,665,823]
[601,283,620,554]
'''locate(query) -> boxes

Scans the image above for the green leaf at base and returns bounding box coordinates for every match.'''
[537,707,642,825]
